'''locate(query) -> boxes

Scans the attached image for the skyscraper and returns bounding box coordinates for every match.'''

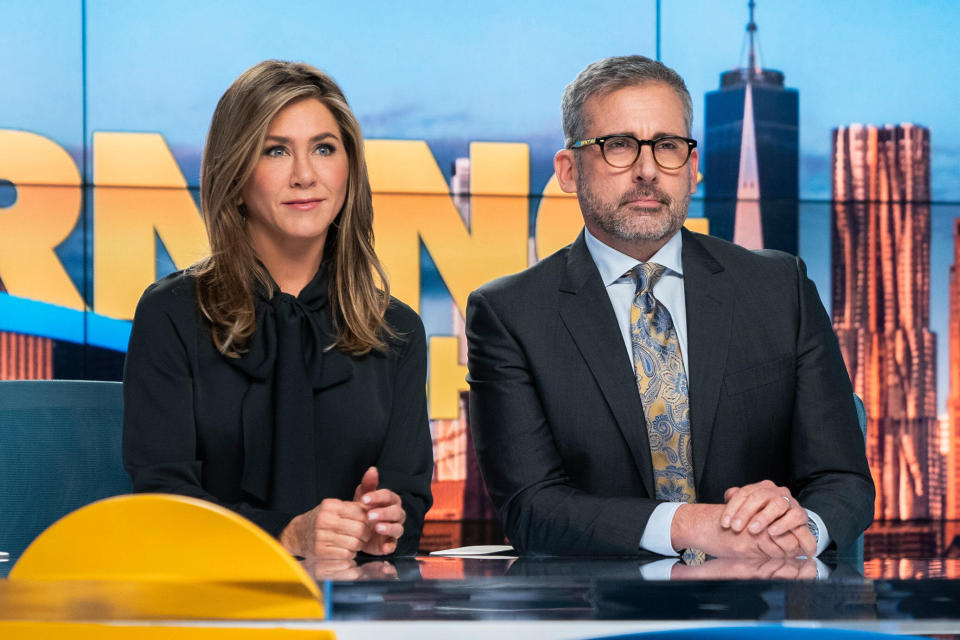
[704,0,799,254]
[831,123,938,521]
[947,218,960,520]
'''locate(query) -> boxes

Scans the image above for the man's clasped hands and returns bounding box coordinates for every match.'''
[672,480,817,558]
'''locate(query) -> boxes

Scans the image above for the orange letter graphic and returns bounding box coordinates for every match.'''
[367,140,529,316]
[93,132,209,319]
[0,130,84,310]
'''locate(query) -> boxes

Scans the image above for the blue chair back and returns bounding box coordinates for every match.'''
[853,394,867,439]
[0,380,131,571]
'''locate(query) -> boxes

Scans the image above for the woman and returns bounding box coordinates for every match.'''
[122,60,433,558]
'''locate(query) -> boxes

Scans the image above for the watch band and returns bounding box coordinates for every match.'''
[807,516,820,543]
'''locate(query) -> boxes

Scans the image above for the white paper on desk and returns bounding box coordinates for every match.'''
[429,545,516,559]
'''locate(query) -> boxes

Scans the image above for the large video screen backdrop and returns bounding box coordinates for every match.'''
[3,1,960,550]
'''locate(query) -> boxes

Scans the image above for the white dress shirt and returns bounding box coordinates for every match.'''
[582,227,829,557]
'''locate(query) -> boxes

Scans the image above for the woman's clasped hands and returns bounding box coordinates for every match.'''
[279,467,406,559]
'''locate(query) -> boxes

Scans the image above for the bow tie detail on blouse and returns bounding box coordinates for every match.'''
[226,266,354,514]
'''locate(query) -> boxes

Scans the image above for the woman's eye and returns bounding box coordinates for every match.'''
[264,146,287,157]
[316,143,336,156]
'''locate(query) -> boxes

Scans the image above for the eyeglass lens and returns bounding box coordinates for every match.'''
[601,136,689,169]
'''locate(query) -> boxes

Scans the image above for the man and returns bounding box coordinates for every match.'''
[466,56,874,558]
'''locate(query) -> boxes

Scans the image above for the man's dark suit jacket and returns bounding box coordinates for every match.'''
[466,228,874,556]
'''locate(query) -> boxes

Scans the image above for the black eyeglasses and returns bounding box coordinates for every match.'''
[570,135,697,169]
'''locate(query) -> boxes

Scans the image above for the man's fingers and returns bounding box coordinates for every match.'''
[720,490,750,528]
[726,482,796,534]
[768,529,803,557]
[728,491,779,532]
[793,526,817,558]
[754,530,787,557]
[766,504,808,536]
[745,497,797,534]
[769,524,817,558]
[721,480,777,527]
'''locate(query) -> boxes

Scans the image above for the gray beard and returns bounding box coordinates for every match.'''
[577,176,690,244]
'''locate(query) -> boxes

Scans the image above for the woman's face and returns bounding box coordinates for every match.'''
[241,97,349,258]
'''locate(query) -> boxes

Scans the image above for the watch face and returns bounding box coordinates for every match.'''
[807,517,820,542]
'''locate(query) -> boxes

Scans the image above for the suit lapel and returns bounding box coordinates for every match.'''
[557,233,655,497]
[681,228,734,491]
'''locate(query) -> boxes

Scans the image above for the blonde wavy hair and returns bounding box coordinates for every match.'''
[193,60,391,356]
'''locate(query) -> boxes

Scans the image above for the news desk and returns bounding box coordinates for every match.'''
[3,552,960,639]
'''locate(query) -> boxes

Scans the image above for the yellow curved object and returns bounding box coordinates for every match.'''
[0,622,334,639]
[9,494,321,615]
[0,578,325,621]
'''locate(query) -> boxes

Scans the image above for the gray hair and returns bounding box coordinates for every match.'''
[561,55,693,147]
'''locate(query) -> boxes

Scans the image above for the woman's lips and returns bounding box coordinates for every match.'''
[282,198,325,211]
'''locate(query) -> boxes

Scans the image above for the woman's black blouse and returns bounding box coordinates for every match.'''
[122,268,433,555]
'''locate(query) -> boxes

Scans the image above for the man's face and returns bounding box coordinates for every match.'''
[555,82,698,257]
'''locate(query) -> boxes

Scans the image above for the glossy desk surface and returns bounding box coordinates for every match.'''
[2,554,960,638]
[323,555,960,623]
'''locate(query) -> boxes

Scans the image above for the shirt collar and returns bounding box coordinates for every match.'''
[583,226,685,287]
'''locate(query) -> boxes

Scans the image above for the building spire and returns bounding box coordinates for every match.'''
[747,0,758,75]
[723,0,782,89]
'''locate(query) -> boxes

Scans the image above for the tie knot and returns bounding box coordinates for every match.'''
[630,262,666,295]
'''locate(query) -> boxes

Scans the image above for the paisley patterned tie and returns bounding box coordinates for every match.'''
[629,262,696,504]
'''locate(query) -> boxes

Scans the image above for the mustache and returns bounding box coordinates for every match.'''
[619,187,671,207]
